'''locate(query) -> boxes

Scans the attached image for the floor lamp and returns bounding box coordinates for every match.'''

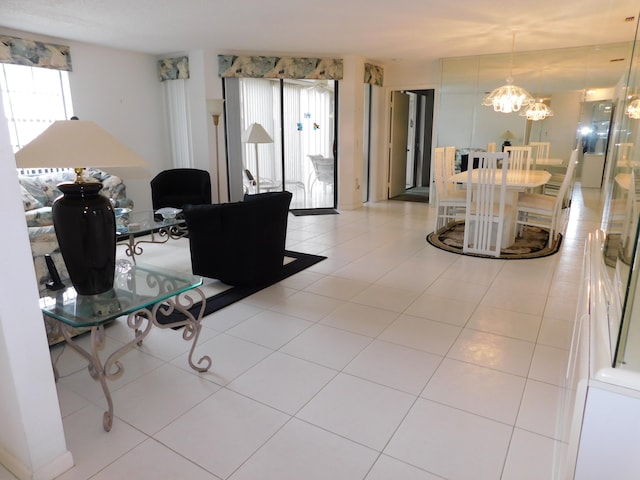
[207,99,225,201]
[242,123,273,193]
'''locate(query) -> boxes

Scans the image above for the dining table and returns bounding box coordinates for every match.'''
[448,168,552,249]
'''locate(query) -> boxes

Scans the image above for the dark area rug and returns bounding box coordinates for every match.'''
[290,208,339,216]
[157,250,326,324]
[426,221,562,259]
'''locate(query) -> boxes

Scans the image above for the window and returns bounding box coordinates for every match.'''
[238,77,337,209]
[1,63,74,152]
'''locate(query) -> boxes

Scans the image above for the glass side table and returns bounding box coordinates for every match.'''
[40,263,211,431]
[115,210,188,263]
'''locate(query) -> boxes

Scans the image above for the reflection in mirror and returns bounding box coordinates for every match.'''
[439,42,633,161]
[609,22,640,370]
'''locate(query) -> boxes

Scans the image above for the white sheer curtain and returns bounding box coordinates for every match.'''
[163,79,193,169]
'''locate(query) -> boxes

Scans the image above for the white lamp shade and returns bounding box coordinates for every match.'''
[206,99,225,116]
[242,123,273,144]
[15,120,149,169]
[500,130,516,140]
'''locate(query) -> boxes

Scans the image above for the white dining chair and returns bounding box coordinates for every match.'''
[504,146,533,171]
[515,148,579,247]
[529,141,550,167]
[463,152,510,257]
[434,146,466,231]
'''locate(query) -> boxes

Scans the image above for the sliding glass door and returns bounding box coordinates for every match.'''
[236,78,337,210]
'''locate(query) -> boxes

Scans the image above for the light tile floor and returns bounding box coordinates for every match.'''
[2,183,605,480]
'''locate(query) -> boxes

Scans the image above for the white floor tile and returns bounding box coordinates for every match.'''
[466,305,542,342]
[297,373,416,450]
[405,292,476,326]
[528,344,570,386]
[108,363,220,434]
[55,404,147,480]
[421,358,526,425]
[385,398,512,480]
[268,290,345,321]
[90,438,220,479]
[425,277,489,304]
[447,329,535,376]
[154,389,289,479]
[228,351,336,414]
[280,324,372,370]
[378,314,461,356]
[226,309,313,349]
[365,455,442,480]
[344,339,442,395]
[228,418,378,480]
[304,275,371,300]
[502,428,563,480]
[320,302,399,337]
[516,379,567,440]
[171,331,273,384]
[352,283,421,313]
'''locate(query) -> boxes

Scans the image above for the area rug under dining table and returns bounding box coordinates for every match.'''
[426,221,562,259]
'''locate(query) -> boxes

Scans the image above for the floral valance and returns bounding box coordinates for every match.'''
[158,56,189,81]
[364,63,383,87]
[0,35,72,71]
[218,55,343,80]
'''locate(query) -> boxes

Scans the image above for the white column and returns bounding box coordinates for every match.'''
[0,102,73,480]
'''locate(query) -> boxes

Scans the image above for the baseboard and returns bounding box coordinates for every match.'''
[0,445,74,480]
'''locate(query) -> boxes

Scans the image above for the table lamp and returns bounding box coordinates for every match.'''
[500,130,515,151]
[15,119,148,295]
[242,123,273,193]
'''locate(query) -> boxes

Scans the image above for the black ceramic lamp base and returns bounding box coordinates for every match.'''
[52,181,116,295]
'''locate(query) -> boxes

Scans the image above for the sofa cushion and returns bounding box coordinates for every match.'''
[19,175,49,207]
[25,207,54,227]
[20,184,43,210]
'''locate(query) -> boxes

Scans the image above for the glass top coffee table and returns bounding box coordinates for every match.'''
[40,263,210,431]
[115,210,188,263]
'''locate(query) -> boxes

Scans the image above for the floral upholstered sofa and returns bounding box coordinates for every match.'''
[18,168,134,344]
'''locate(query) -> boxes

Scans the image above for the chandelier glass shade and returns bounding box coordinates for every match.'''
[627,98,640,119]
[520,99,554,121]
[482,76,534,113]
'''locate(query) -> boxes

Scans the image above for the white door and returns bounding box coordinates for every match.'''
[389,91,409,198]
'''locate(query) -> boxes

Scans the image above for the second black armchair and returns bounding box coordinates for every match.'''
[150,168,212,210]
[183,191,292,286]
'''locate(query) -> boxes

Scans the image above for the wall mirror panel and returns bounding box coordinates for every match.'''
[438,42,633,160]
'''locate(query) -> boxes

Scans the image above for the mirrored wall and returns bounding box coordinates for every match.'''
[438,42,633,161]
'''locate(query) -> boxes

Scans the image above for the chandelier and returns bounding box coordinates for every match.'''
[627,98,640,119]
[482,32,534,113]
[520,99,554,121]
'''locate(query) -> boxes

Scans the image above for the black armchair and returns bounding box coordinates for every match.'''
[182,191,292,286]
[150,168,212,210]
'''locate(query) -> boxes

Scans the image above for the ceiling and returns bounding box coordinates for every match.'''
[1,0,639,65]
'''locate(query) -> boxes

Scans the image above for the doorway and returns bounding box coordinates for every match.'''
[388,89,434,202]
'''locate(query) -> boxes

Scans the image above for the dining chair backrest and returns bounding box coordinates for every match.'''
[463,152,509,257]
[551,148,579,233]
[434,147,447,200]
[529,142,550,163]
[504,146,533,171]
[445,146,456,177]
[487,142,496,153]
